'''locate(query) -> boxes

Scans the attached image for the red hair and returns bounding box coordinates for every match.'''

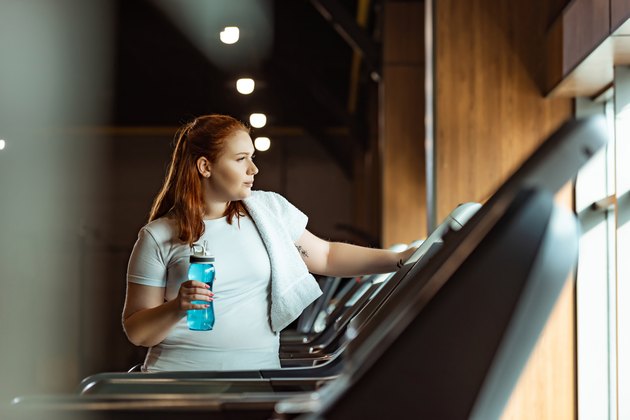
[149,114,250,246]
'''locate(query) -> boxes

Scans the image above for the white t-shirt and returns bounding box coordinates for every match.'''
[127,215,282,372]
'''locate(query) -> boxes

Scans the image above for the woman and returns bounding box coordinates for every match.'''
[122,114,417,372]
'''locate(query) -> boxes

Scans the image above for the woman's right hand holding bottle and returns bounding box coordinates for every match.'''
[176,280,214,312]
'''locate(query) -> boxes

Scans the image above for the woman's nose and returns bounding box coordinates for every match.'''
[249,162,259,175]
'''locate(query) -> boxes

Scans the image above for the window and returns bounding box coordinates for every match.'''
[575,66,630,420]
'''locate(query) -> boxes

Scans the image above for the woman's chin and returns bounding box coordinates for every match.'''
[237,188,253,199]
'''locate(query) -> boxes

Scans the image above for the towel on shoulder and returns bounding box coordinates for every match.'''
[243,190,323,332]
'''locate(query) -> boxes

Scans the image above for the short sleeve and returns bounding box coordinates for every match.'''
[127,228,167,287]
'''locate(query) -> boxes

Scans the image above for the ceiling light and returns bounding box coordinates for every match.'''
[0,139,5,150]
[236,78,255,95]
[249,113,267,128]
[219,26,239,44]
[254,137,271,152]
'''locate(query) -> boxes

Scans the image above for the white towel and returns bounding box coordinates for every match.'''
[243,191,323,332]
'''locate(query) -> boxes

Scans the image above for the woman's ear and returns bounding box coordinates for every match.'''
[196,157,212,178]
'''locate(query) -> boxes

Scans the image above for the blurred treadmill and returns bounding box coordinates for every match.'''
[286,188,576,419]
[7,116,608,420]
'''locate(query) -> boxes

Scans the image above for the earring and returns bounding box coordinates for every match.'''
[205,173,211,178]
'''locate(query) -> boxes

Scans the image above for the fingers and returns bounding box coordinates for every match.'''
[181,281,214,297]
[179,295,215,311]
[399,246,418,261]
[183,280,211,289]
[188,292,215,301]
[178,281,216,311]
[182,290,215,302]
[188,302,212,310]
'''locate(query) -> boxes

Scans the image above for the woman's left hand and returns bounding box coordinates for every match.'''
[396,246,419,268]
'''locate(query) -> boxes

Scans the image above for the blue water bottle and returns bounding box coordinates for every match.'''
[187,241,215,331]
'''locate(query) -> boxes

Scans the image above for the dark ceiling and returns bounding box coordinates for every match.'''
[113,0,377,138]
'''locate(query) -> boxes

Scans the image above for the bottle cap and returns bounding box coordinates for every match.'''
[190,241,215,263]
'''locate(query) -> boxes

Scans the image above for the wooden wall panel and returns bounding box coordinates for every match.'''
[434,0,574,418]
[435,0,572,219]
[381,1,426,246]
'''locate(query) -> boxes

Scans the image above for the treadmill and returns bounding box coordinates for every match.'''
[7,116,608,420]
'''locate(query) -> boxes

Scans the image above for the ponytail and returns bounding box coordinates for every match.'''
[148,125,187,222]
